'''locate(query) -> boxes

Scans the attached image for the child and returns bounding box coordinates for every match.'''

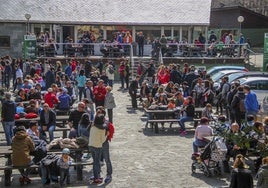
[167,99,176,109]
[104,86,116,123]
[57,148,71,186]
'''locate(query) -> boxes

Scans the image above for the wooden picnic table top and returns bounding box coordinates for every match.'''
[15,115,69,122]
[144,107,203,113]
[0,145,88,156]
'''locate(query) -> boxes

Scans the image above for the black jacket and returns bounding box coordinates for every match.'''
[229,168,253,188]
[40,109,56,128]
[1,99,16,121]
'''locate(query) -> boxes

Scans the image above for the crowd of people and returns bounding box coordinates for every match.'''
[130,59,268,187]
[0,55,117,185]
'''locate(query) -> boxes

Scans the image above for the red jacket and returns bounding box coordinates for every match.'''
[44,92,59,108]
[93,86,107,101]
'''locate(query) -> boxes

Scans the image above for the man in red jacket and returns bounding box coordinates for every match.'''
[93,80,107,107]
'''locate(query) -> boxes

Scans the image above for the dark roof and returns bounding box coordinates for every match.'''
[0,0,212,25]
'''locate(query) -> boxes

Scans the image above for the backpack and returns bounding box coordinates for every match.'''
[107,122,114,141]
[108,66,114,74]
[239,97,246,113]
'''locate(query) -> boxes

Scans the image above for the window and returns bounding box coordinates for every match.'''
[0,36,10,48]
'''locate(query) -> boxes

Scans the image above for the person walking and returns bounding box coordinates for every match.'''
[1,92,16,145]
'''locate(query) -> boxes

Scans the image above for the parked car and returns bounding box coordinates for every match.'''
[207,66,248,77]
[238,77,268,102]
[229,71,268,83]
[211,70,247,83]
[261,95,268,116]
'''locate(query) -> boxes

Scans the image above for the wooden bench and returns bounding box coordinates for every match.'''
[0,146,91,186]
[0,161,93,186]
[147,118,201,133]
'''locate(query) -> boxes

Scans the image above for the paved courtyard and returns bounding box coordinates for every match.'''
[0,83,236,188]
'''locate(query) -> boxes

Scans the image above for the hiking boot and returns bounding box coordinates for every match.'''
[104,175,112,183]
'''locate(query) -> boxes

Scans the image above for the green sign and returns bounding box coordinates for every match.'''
[263,33,268,71]
[23,35,37,60]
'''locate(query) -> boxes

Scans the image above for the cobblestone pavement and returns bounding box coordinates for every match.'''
[0,84,234,188]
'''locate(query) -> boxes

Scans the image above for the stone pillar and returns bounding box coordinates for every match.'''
[161,26,164,36]
[132,26,136,42]
[103,27,107,40]
[179,26,182,42]
[171,27,174,39]
[74,25,78,43]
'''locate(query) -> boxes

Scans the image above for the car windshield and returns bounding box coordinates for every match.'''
[229,72,245,83]
[237,77,247,84]
[211,72,225,82]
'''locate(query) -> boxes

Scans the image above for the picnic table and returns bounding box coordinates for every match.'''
[145,107,203,133]
[0,145,91,185]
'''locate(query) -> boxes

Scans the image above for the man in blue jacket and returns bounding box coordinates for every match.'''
[244,85,259,119]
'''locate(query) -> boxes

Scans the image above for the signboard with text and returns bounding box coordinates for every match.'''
[263,33,268,71]
[23,35,36,60]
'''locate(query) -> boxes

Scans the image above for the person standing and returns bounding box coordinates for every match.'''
[244,85,259,119]
[105,61,115,87]
[129,76,140,110]
[124,61,130,89]
[45,67,55,89]
[231,86,246,127]
[229,154,253,188]
[118,61,125,89]
[1,92,16,145]
[85,80,95,121]
[93,80,107,108]
[88,109,107,184]
[137,31,145,57]
[104,86,116,123]
[76,69,87,101]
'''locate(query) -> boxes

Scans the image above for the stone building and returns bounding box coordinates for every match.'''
[0,0,212,57]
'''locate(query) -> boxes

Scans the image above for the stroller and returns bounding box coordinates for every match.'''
[191,136,227,177]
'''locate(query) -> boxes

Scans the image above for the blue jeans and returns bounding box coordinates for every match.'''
[59,168,70,185]
[78,125,89,137]
[2,121,14,145]
[90,146,102,179]
[102,140,112,176]
[38,125,55,142]
[68,128,78,139]
[78,87,85,101]
[193,138,209,153]
[40,163,58,185]
[178,116,193,131]
[108,80,113,87]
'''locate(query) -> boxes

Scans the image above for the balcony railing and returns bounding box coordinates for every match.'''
[36,42,248,59]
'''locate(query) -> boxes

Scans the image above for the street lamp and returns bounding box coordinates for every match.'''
[237,16,244,34]
[25,13,31,34]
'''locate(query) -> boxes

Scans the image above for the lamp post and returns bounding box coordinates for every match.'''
[237,16,244,35]
[237,16,244,57]
[25,13,31,34]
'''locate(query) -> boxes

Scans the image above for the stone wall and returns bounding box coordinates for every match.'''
[0,23,25,58]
